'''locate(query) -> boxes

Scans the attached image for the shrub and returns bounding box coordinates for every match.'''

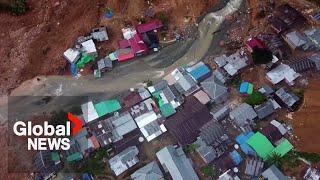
[10,0,28,15]
[251,47,273,64]
[158,11,169,25]
[245,91,267,105]
[297,151,320,163]
[201,165,219,178]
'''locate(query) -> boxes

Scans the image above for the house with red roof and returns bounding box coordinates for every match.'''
[117,33,148,61]
[136,19,163,34]
[246,37,267,53]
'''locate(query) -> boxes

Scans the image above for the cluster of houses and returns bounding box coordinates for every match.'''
[34,3,320,180]
[63,20,163,77]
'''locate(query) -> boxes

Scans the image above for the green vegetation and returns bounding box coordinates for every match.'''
[158,11,169,26]
[184,143,199,154]
[281,151,301,169]
[266,153,283,168]
[50,110,68,126]
[230,77,242,88]
[0,0,28,15]
[292,88,305,99]
[245,91,267,106]
[308,0,320,6]
[251,47,273,64]
[143,79,153,86]
[201,165,219,179]
[297,152,320,163]
[79,148,109,175]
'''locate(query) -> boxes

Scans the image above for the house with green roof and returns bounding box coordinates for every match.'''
[247,132,294,161]
[94,99,121,117]
[246,132,275,160]
[270,139,293,157]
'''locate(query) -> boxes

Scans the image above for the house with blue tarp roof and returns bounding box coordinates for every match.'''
[186,62,211,82]
[230,150,243,165]
[236,132,256,155]
[240,82,254,95]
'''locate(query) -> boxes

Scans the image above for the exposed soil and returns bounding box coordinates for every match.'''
[285,75,320,153]
[0,0,218,95]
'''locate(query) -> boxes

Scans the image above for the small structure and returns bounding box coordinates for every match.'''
[156,145,199,180]
[136,19,163,34]
[268,17,288,34]
[123,88,151,108]
[304,28,320,49]
[314,12,320,22]
[94,99,121,117]
[91,27,109,42]
[130,161,164,180]
[116,48,135,62]
[109,146,139,176]
[258,85,274,96]
[201,75,229,104]
[246,132,275,160]
[229,103,257,130]
[288,56,316,73]
[193,90,211,105]
[274,87,300,110]
[81,101,99,123]
[122,27,137,40]
[215,52,249,76]
[81,39,97,56]
[212,105,230,121]
[76,53,96,68]
[270,120,287,135]
[65,138,84,162]
[34,150,62,180]
[118,33,148,58]
[165,97,212,146]
[166,68,199,96]
[186,62,212,82]
[63,48,81,63]
[261,165,289,180]
[245,157,264,177]
[262,123,283,144]
[149,80,183,117]
[304,167,320,180]
[194,120,228,163]
[235,131,255,155]
[309,53,320,71]
[254,100,275,119]
[271,139,293,157]
[97,57,112,73]
[74,128,98,157]
[130,98,166,142]
[246,37,267,53]
[218,169,240,180]
[266,64,300,86]
[229,150,243,166]
[107,112,138,142]
[212,68,230,84]
[239,82,254,95]
[97,57,113,72]
[283,31,308,50]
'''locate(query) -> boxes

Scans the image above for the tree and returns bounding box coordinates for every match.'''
[245,91,267,106]
[10,0,28,15]
[251,47,273,64]
[266,152,283,168]
[158,11,169,26]
[201,165,219,179]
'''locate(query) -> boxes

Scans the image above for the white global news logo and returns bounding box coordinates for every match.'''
[12,113,83,151]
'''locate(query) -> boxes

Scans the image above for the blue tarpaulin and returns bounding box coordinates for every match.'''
[189,64,211,81]
[240,82,249,93]
[236,131,255,155]
[230,150,243,165]
[70,63,78,77]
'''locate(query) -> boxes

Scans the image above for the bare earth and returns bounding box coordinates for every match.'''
[0,0,218,95]
[287,75,320,153]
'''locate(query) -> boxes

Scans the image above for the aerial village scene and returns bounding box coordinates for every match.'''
[1,0,320,180]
